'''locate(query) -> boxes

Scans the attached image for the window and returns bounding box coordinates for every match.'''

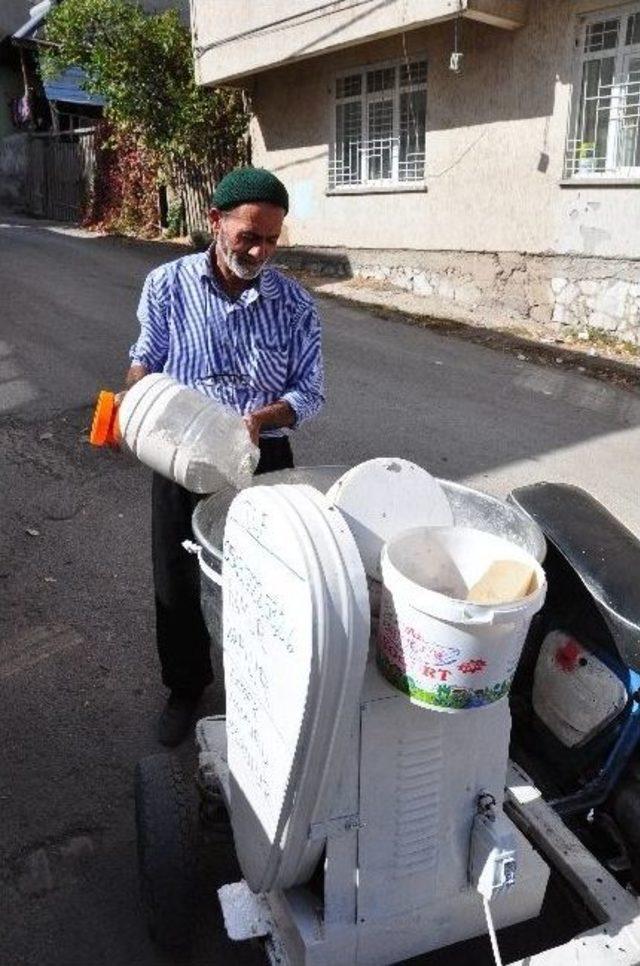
[329,58,427,190]
[565,6,640,178]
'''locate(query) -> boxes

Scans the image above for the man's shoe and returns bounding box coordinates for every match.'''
[157,692,201,747]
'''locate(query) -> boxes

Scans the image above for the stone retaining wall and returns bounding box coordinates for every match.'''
[276,247,640,345]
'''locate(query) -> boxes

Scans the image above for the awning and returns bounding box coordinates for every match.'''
[43,66,105,106]
[12,0,52,41]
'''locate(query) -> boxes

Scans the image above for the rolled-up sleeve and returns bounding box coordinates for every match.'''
[129,269,170,371]
[282,302,325,427]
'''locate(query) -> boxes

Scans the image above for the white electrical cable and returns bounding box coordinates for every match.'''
[482,895,504,966]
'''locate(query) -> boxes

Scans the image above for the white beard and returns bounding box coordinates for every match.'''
[218,233,267,280]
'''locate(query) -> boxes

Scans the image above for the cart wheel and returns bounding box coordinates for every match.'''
[134,753,197,949]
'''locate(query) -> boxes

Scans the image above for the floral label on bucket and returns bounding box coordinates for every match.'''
[377,593,514,711]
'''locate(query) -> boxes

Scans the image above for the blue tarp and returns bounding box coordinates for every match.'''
[43,66,105,106]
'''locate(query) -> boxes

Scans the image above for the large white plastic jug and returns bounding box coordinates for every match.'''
[92,374,259,493]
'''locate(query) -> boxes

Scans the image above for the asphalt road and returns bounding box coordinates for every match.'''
[1,213,639,966]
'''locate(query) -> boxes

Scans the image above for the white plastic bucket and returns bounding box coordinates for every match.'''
[377,526,547,712]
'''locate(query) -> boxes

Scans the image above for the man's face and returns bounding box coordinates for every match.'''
[210,203,284,280]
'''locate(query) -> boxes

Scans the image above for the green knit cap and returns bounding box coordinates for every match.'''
[211,167,289,214]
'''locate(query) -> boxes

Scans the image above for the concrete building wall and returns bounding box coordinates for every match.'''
[192,0,527,87]
[250,0,638,261]
[0,1,28,42]
[234,0,640,342]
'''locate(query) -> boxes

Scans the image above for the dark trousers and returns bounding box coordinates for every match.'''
[151,436,294,696]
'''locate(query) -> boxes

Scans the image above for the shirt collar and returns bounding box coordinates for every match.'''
[198,246,281,303]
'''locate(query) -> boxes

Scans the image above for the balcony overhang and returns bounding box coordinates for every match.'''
[193,0,528,88]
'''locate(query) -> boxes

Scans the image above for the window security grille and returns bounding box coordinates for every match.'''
[565,8,640,178]
[330,60,427,189]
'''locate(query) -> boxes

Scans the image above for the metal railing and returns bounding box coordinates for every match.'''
[564,72,640,178]
[329,136,425,188]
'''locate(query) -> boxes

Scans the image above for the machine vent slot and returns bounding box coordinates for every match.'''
[393,734,442,879]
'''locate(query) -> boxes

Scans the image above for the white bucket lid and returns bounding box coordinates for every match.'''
[326,458,453,580]
[223,484,369,892]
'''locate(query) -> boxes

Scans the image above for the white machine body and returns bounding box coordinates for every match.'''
[205,661,549,965]
[200,470,550,965]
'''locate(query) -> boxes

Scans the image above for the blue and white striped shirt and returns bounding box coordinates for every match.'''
[131,249,325,437]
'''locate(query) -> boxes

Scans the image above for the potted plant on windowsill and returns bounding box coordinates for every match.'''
[576,140,596,174]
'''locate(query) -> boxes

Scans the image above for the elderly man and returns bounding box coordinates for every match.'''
[126,167,325,746]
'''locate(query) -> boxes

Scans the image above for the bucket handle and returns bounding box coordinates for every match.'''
[461,607,498,626]
[461,603,534,626]
[182,539,223,587]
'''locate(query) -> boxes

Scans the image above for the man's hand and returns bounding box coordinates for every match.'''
[243,412,262,446]
[125,363,148,389]
[244,400,296,446]
[113,363,148,434]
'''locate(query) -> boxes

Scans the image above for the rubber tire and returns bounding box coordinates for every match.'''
[134,753,197,949]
